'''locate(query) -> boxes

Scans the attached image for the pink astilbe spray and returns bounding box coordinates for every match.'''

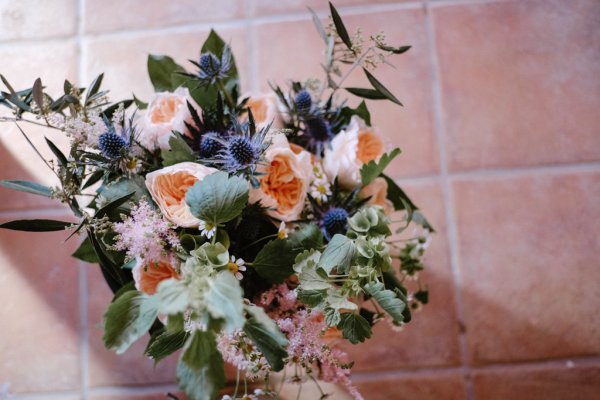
[113,200,180,262]
[259,284,364,400]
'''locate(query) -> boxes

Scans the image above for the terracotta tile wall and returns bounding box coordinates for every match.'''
[0,0,599,399]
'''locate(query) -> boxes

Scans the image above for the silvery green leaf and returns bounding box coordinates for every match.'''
[326,288,357,311]
[293,249,322,273]
[192,242,229,269]
[155,278,190,315]
[324,307,341,326]
[364,281,405,323]
[297,289,327,308]
[298,262,331,291]
[185,171,249,225]
[102,291,159,354]
[204,271,244,333]
[319,234,356,274]
[0,179,51,197]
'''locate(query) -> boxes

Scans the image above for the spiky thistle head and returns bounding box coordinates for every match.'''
[294,89,312,114]
[322,207,349,238]
[196,45,232,85]
[98,116,133,159]
[198,131,223,158]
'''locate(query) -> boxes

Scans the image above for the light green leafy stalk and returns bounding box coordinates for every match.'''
[102,291,159,354]
[177,331,226,400]
[185,171,249,226]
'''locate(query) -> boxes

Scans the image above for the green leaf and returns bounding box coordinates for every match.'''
[102,291,159,354]
[298,262,331,291]
[338,312,372,344]
[185,171,248,226]
[45,137,68,167]
[72,237,99,263]
[0,219,72,232]
[145,328,189,364]
[340,100,371,127]
[414,289,429,305]
[32,78,44,110]
[101,99,133,119]
[364,281,405,323]
[382,271,411,323]
[319,234,356,274]
[254,224,323,283]
[147,55,186,92]
[244,304,288,371]
[297,289,327,308]
[345,87,387,100]
[324,307,341,326]
[0,179,52,197]
[161,132,196,166]
[381,174,415,211]
[363,68,403,106]
[326,288,357,311]
[329,2,352,49]
[85,73,104,105]
[87,227,129,293]
[95,191,136,219]
[97,176,151,207]
[376,44,411,54]
[177,331,225,400]
[360,148,401,186]
[205,271,245,333]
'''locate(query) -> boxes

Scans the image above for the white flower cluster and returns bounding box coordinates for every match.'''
[309,162,331,203]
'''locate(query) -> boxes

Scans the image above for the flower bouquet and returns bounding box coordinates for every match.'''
[0,3,433,400]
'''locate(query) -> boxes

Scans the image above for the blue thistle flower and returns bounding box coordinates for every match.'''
[196,46,232,85]
[304,116,333,155]
[98,130,129,159]
[294,90,312,114]
[322,207,349,238]
[226,135,261,171]
[198,132,223,158]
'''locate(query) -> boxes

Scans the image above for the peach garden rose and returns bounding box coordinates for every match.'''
[323,116,385,188]
[138,87,199,151]
[145,162,218,227]
[133,256,180,295]
[250,133,312,222]
[359,177,394,215]
[244,92,281,130]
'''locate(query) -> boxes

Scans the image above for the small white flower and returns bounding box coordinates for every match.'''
[228,255,246,280]
[277,221,289,239]
[310,179,332,203]
[199,220,216,239]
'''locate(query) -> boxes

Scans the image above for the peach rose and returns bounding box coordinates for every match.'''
[138,87,199,151]
[243,93,281,130]
[145,162,218,227]
[133,256,180,295]
[323,116,385,188]
[359,177,394,215]
[249,133,312,222]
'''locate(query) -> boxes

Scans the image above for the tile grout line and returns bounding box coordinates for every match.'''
[0,0,517,47]
[76,0,90,399]
[423,2,474,400]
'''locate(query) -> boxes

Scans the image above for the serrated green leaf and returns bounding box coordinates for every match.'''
[298,262,331,291]
[319,234,355,274]
[0,179,52,197]
[103,291,159,354]
[340,100,371,127]
[0,219,72,232]
[345,87,387,100]
[161,132,196,166]
[148,55,186,92]
[297,289,327,308]
[360,148,401,186]
[364,281,405,323]
[324,307,341,326]
[205,271,245,333]
[363,68,402,106]
[338,312,372,344]
[145,328,189,364]
[326,288,357,311]
[185,171,248,226]
[329,2,352,49]
[254,224,323,283]
[177,331,225,400]
[72,237,99,263]
[244,304,288,371]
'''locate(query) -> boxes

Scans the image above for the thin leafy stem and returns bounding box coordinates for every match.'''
[14,122,59,179]
[0,116,62,130]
